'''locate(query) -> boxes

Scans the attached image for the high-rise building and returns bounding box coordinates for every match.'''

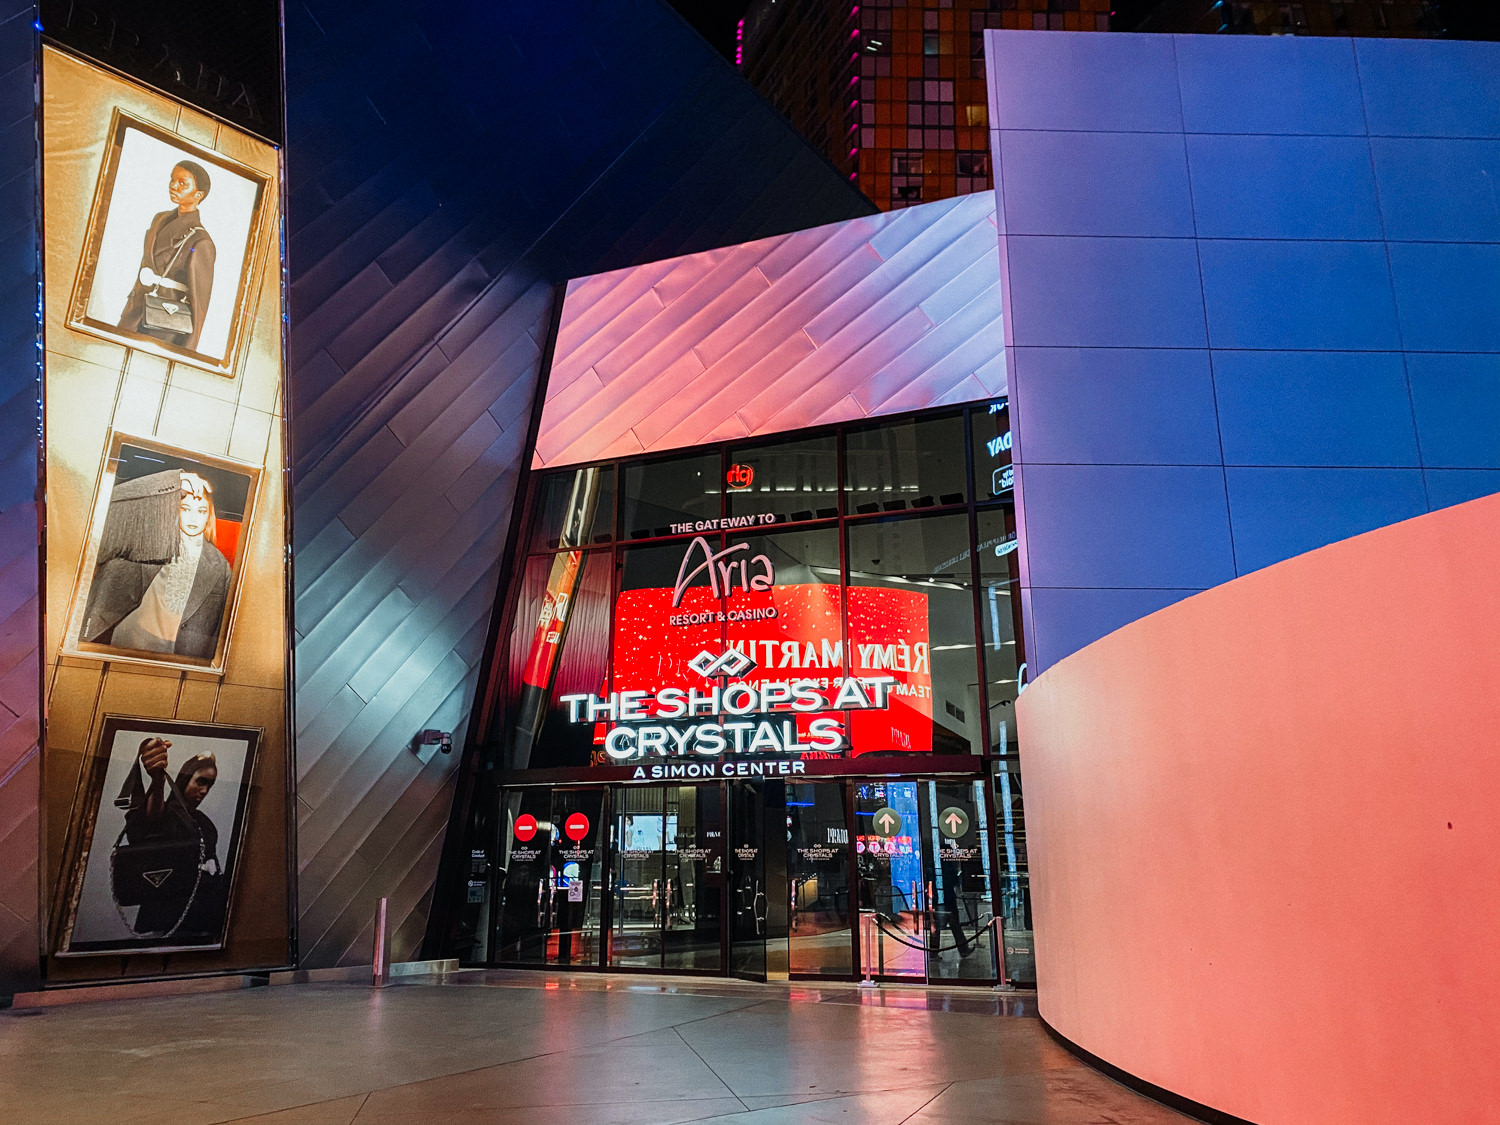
[741,0,1111,211]
[1131,0,1443,35]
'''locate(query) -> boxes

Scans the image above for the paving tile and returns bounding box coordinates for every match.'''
[0,976,1194,1125]
[354,1095,748,1125]
[214,1093,368,1125]
[905,1069,1191,1125]
[681,1085,951,1125]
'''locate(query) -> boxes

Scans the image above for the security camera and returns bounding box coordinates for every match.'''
[415,729,453,754]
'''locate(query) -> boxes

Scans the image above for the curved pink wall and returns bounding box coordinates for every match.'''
[1017,491,1500,1125]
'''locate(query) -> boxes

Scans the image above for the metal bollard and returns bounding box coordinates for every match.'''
[858,910,877,987]
[372,897,389,987]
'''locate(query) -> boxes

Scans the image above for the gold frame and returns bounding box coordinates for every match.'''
[53,714,263,958]
[66,109,274,377]
[61,431,263,673]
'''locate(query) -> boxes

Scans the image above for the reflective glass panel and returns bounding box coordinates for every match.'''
[845,513,983,756]
[854,780,925,978]
[493,789,605,967]
[992,762,1034,985]
[725,434,839,523]
[528,466,615,551]
[620,453,719,540]
[727,780,768,979]
[970,399,1013,503]
[662,785,724,972]
[500,550,612,770]
[787,781,853,975]
[610,786,665,967]
[845,413,967,513]
[924,779,996,981]
[976,506,1022,755]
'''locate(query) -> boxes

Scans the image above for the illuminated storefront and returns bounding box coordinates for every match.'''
[453,403,1034,984]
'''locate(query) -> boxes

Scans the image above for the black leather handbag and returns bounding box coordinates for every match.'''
[109,771,205,933]
[110,832,204,908]
[141,290,194,334]
[139,226,202,335]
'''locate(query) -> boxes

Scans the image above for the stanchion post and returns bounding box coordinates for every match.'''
[858,910,877,988]
[372,897,390,987]
[992,915,1013,991]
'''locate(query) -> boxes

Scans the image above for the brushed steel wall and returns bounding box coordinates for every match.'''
[285,1,873,966]
[536,193,1007,468]
[0,2,39,997]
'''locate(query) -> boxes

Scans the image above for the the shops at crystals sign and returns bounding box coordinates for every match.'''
[568,531,906,777]
[561,649,896,768]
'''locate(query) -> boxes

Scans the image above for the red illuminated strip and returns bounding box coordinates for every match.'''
[521,549,582,690]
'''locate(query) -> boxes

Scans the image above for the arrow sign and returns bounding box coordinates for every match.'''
[872,807,901,837]
[938,806,970,840]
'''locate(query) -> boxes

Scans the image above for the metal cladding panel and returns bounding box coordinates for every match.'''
[534,193,1006,468]
[0,3,37,997]
[986,30,1500,674]
[286,1,870,966]
[1020,492,1500,1125]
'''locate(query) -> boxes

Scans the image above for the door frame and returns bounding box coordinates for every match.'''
[487,769,1000,986]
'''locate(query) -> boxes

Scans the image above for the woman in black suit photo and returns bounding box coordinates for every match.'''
[116,159,217,352]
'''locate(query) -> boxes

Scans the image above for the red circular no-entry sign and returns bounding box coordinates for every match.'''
[514,813,538,842]
[564,812,590,842]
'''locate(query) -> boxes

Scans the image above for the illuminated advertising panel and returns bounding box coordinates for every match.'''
[42,48,290,974]
[552,533,936,771]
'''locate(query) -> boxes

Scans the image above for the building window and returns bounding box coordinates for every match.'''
[501,405,1023,770]
[891,151,923,175]
[957,151,989,177]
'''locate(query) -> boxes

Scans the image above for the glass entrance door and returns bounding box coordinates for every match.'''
[925,779,997,981]
[726,779,767,979]
[854,781,926,978]
[491,788,607,966]
[786,781,854,976]
[853,779,998,982]
[608,785,724,972]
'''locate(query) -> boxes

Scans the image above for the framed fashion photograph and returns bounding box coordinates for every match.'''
[67,109,274,375]
[63,433,261,672]
[55,716,262,957]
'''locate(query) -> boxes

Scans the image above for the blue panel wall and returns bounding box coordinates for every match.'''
[286,1,871,966]
[987,31,1500,675]
[0,2,37,999]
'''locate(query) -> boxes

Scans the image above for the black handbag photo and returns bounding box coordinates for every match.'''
[108,767,207,936]
[110,832,204,908]
[141,289,194,334]
[137,224,202,335]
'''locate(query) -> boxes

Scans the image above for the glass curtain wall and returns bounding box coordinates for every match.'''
[458,398,1035,983]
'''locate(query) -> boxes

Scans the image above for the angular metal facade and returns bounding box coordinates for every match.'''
[285,1,872,966]
[536,193,1006,468]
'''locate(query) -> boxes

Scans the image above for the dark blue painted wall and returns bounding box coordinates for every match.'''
[0,1,37,998]
[286,0,873,965]
[986,31,1500,675]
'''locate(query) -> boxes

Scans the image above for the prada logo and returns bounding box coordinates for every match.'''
[142,869,174,888]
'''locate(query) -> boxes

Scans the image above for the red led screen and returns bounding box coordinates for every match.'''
[606,583,932,757]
